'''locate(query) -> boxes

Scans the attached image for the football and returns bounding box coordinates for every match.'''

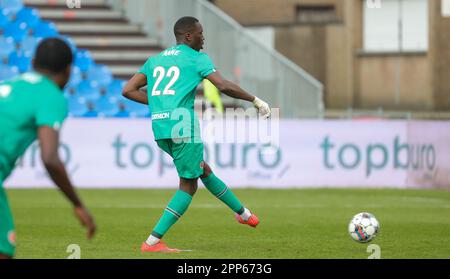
[348,212,380,243]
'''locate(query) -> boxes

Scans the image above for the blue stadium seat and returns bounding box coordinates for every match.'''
[66,66,82,88]
[114,109,130,118]
[0,8,10,29]
[64,85,77,99]
[107,79,126,96]
[19,35,40,56]
[3,21,28,43]
[0,64,18,81]
[76,80,101,101]
[74,49,94,72]
[120,97,151,118]
[15,7,40,29]
[83,101,98,117]
[83,110,98,117]
[8,51,31,73]
[0,36,15,62]
[96,97,120,117]
[0,0,23,18]
[67,96,88,117]
[87,64,113,86]
[113,100,129,118]
[32,20,58,38]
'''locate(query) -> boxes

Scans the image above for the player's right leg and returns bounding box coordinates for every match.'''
[141,139,200,253]
[0,185,16,259]
[141,178,197,253]
[200,162,259,228]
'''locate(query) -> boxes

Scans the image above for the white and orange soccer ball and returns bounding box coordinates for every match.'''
[348,212,380,243]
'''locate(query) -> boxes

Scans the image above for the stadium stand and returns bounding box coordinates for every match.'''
[0,0,239,118]
[0,0,154,118]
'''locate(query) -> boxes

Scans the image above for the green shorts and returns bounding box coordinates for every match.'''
[157,138,204,179]
[0,184,15,257]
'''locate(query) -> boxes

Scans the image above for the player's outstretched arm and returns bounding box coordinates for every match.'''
[38,126,96,239]
[206,71,271,118]
[206,71,254,102]
[122,73,148,104]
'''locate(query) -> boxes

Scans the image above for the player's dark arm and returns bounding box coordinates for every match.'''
[38,126,96,239]
[122,73,148,105]
[39,126,82,207]
[206,71,255,102]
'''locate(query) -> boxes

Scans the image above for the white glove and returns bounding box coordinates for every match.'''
[253,96,271,119]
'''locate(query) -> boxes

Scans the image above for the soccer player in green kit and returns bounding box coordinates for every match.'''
[123,16,271,253]
[0,38,96,259]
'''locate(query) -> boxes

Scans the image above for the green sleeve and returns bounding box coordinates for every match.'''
[36,93,68,130]
[196,53,216,78]
[137,58,152,76]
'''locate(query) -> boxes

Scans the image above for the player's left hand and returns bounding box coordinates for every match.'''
[253,96,271,119]
[74,206,96,240]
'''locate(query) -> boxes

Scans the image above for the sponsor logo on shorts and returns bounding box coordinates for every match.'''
[8,231,16,246]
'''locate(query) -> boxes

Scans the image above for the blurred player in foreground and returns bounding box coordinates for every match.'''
[0,38,96,259]
[123,16,271,253]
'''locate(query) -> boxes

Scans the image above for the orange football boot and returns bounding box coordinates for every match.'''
[141,241,180,253]
[235,212,259,228]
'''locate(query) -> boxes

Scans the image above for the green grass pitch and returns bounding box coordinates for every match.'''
[6,188,450,259]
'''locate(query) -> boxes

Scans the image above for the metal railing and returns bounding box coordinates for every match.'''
[107,0,324,118]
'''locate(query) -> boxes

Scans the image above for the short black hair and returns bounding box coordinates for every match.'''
[33,38,73,74]
[174,16,199,38]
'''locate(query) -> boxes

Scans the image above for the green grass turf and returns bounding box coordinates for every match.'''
[5,188,450,259]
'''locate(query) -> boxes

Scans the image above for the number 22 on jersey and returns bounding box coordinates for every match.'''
[151,66,180,96]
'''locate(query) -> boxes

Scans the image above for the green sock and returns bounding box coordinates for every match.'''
[152,190,192,238]
[201,172,244,214]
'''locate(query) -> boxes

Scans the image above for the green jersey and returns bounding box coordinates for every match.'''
[0,72,68,182]
[138,44,216,140]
